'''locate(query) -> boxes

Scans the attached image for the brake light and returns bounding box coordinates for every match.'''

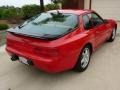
[7,39,14,47]
[33,47,58,57]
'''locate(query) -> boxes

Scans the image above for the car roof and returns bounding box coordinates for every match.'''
[48,9,93,15]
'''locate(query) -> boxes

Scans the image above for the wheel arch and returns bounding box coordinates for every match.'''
[73,42,93,71]
[115,24,117,30]
[84,43,93,55]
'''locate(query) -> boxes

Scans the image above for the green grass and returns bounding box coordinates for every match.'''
[0,24,9,30]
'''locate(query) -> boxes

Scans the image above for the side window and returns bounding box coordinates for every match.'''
[83,15,92,30]
[88,13,104,26]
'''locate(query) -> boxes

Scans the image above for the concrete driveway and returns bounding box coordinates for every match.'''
[0,24,120,90]
[0,30,6,46]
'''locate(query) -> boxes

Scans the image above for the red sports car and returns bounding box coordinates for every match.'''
[6,10,117,73]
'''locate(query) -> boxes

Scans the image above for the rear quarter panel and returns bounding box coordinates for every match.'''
[52,27,94,70]
[108,19,117,29]
[106,19,117,39]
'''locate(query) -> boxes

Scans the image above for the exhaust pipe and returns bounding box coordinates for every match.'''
[27,60,34,65]
[11,55,19,61]
[11,55,33,66]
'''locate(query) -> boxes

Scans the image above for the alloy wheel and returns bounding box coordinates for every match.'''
[81,47,90,69]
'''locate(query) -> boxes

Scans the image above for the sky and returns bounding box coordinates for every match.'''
[0,0,51,7]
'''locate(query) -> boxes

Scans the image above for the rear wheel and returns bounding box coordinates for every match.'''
[108,28,116,42]
[74,45,91,72]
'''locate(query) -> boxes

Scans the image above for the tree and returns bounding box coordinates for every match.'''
[45,4,59,11]
[51,0,63,4]
[2,9,10,19]
[22,4,40,19]
[0,8,3,18]
[51,0,63,9]
[40,0,45,12]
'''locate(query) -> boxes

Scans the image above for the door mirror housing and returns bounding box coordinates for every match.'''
[104,19,108,23]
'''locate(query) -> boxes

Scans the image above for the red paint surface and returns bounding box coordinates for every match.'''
[6,10,117,73]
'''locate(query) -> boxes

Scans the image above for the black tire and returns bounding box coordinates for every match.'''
[108,28,116,42]
[74,45,91,72]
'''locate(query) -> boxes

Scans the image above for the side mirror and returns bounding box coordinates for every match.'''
[104,19,108,23]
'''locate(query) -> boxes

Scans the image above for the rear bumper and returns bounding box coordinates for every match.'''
[6,47,66,73]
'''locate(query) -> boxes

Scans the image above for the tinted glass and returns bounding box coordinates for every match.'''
[8,12,78,39]
[83,15,92,30]
[32,13,78,29]
[88,13,103,26]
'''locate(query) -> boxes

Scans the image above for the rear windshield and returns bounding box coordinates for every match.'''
[30,12,78,29]
[8,12,78,39]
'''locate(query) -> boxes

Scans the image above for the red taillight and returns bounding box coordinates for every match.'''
[33,47,58,57]
[7,39,14,47]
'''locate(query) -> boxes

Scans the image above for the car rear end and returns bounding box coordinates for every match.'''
[6,11,80,73]
[6,32,63,73]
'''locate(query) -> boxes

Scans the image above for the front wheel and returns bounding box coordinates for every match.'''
[108,28,116,42]
[74,45,91,72]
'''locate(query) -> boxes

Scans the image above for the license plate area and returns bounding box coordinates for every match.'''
[19,57,29,65]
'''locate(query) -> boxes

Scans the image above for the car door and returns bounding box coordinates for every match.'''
[82,14,97,48]
[88,12,109,47]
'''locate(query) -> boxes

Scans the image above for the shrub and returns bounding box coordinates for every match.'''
[51,0,64,4]
[22,4,40,19]
[45,4,59,11]
[0,24,9,30]
[8,16,22,24]
[0,6,23,24]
